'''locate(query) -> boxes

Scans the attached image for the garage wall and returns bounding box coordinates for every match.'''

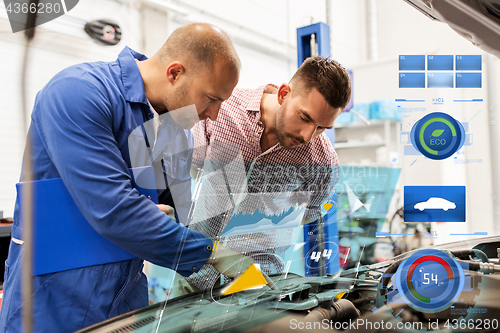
[0,0,133,217]
[4,0,492,244]
[351,0,497,242]
[0,0,361,217]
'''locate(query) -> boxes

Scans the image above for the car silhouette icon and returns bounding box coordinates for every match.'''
[414,197,456,211]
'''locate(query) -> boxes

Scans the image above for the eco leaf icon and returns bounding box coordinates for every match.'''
[431,129,445,137]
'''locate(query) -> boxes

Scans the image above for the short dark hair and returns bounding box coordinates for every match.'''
[290,56,351,110]
[157,23,241,74]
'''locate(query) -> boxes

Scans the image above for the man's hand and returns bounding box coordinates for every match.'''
[208,244,254,278]
[156,204,176,221]
[208,244,276,289]
[301,217,317,225]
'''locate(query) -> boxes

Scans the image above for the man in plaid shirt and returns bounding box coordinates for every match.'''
[173,57,351,294]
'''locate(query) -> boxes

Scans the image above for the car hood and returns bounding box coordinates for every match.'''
[76,235,500,333]
[404,0,500,58]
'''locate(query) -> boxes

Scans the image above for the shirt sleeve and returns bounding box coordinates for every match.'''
[33,74,212,276]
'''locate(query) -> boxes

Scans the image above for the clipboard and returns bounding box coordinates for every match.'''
[16,166,158,276]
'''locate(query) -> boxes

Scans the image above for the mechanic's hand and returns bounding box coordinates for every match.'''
[263,84,278,94]
[156,204,176,221]
[208,244,253,278]
[208,244,276,289]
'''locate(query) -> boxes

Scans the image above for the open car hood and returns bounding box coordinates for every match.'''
[76,236,500,333]
[404,0,500,58]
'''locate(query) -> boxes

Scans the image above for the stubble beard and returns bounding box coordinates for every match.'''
[275,103,296,150]
[167,81,199,129]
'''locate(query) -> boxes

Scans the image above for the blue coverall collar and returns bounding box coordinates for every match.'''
[118,46,149,104]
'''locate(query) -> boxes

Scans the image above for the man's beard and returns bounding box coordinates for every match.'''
[167,81,200,129]
[168,80,190,111]
[275,103,301,150]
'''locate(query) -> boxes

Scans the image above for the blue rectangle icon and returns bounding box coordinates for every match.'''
[399,73,425,88]
[404,186,466,222]
[456,55,481,70]
[399,55,425,70]
[427,55,453,70]
[456,73,482,88]
[427,72,454,88]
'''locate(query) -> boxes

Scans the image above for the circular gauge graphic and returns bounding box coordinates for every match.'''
[410,112,465,160]
[394,249,465,313]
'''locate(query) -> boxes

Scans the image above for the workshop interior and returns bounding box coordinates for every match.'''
[2,0,500,332]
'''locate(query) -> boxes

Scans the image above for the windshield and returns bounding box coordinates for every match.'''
[137,1,500,331]
[4,1,500,333]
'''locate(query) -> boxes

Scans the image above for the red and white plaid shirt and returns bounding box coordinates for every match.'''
[187,85,339,289]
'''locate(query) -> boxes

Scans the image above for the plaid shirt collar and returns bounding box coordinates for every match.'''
[245,84,279,113]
